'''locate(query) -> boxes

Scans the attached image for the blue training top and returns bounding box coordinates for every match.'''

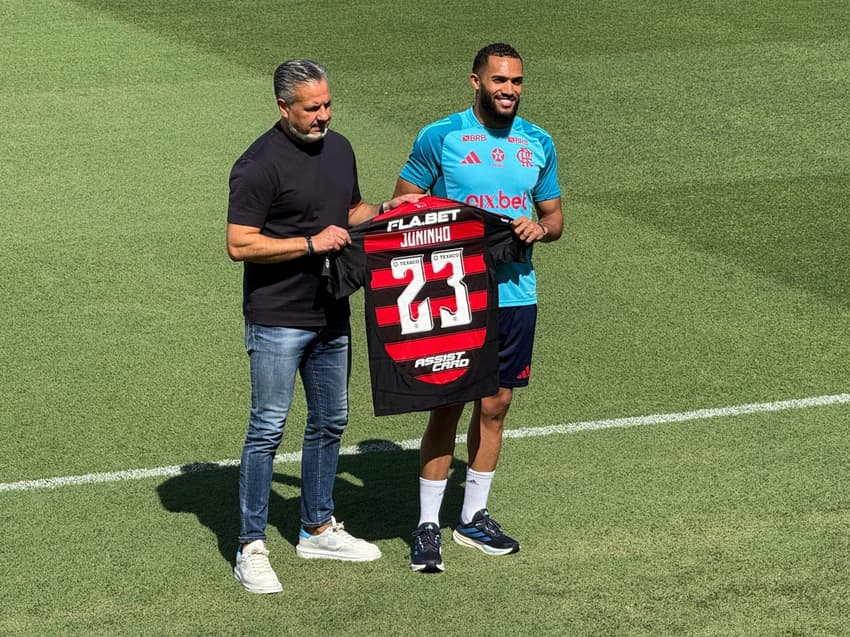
[399,107,560,307]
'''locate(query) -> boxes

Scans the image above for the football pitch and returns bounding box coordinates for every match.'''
[2,1,849,635]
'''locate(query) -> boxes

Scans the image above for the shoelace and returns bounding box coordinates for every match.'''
[329,518,362,544]
[478,515,504,537]
[246,547,275,574]
[414,526,441,551]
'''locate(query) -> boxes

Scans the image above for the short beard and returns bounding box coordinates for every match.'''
[283,119,328,144]
[479,90,519,127]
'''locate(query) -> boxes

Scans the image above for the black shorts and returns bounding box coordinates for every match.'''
[497,304,537,388]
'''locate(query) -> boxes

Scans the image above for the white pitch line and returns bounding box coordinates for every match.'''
[2,392,848,494]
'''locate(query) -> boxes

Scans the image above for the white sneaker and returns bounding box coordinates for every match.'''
[295,516,382,561]
[233,540,283,594]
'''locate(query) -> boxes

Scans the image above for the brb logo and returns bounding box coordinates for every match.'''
[465,190,528,212]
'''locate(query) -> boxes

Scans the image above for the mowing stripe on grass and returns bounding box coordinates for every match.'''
[2,392,848,493]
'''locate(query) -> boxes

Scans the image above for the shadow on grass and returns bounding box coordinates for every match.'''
[156,439,466,565]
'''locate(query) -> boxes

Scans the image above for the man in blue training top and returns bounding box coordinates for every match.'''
[393,43,564,573]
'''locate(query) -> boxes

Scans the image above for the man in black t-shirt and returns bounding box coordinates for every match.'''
[226,59,420,594]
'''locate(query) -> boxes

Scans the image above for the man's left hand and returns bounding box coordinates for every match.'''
[512,216,548,245]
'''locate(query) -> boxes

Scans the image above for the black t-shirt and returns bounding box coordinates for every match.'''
[328,196,526,415]
[228,123,360,329]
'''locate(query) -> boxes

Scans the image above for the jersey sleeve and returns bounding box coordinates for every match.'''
[531,134,561,204]
[227,157,274,227]
[398,124,445,191]
[482,211,529,266]
[324,233,367,300]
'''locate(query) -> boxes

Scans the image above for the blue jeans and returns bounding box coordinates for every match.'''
[238,320,350,543]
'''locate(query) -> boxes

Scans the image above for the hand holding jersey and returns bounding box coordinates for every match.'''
[511,215,552,244]
[310,224,351,254]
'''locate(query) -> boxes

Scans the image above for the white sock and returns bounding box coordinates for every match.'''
[461,469,494,524]
[418,477,447,526]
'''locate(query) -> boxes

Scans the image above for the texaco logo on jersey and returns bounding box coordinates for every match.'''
[516,147,534,168]
[491,147,505,163]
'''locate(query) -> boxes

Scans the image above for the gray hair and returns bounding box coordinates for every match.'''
[273,59,329,103]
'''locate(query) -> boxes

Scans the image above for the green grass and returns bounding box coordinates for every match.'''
[2,0,849,634]
[3,408,848,635]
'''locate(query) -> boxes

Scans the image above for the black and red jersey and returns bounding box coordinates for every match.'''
[328,196,526,416]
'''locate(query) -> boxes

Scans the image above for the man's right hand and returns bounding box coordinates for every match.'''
[311,224,351,254]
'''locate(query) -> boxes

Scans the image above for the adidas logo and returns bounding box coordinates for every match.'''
[515,365,530,380]
[461,151,482,165]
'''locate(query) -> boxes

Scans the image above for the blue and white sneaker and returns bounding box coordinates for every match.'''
[410,522,445,573]
[452,508,520,555]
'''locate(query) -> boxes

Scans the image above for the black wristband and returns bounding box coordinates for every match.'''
[305,235,315,256]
